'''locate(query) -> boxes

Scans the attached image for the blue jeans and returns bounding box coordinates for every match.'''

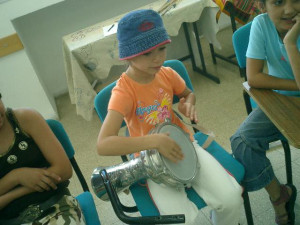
[230,107,285,192]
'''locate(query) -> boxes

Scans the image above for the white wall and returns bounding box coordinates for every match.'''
[11,0,158,98]
[0,0,63,119]
[0,51,57,119]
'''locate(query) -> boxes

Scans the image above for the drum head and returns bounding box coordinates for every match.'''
[159,124,197,181]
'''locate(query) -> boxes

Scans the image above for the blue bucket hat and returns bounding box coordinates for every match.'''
[117,9,171,60]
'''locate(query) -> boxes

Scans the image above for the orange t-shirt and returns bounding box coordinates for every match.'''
[108,66,193,139]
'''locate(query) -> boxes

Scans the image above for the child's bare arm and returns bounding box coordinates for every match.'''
[17,109,72,183]
[0,186,34,210]
[0,167,61,196]
[97,110,184,163]
[0,171,19,196]
[246,58,299,91]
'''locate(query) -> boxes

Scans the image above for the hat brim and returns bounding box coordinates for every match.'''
[119,39,171,60]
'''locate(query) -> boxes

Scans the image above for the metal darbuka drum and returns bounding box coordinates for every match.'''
[144,122,199,187]
[91,122,199,201]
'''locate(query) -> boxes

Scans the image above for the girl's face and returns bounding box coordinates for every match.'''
[265,0,300,35]
[127,44,167,80]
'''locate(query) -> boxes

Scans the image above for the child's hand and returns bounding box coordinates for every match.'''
[284,13,300,45]
[178,97,198,123]
[154,133,184,163]
[15,168,61,192]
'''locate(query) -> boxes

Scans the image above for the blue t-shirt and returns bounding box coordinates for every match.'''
[247,13,300,96]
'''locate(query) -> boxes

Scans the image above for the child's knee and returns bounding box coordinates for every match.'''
[230,133,244,154]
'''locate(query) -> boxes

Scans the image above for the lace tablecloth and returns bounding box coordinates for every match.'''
[63,0,219,121]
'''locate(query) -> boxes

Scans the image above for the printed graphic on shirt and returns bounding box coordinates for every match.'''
[7,155,17,164]
[18,141,28,150]
[135,88,172,125]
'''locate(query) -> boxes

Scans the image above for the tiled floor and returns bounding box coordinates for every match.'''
[56,26,300,224]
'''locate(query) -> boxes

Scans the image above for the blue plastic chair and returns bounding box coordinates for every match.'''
[46,119,101,225]
[232,22,293,225]
[94,59,245,224]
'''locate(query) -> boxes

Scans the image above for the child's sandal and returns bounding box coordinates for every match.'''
[271,184,297,225]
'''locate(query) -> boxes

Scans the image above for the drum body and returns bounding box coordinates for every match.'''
[143,122,199,188]
[91,158,146,201]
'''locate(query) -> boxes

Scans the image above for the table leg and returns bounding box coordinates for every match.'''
[209,2,238,67]
[183,22,220,84]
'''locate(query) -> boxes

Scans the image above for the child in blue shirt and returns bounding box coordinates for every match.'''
[231,0,299,224]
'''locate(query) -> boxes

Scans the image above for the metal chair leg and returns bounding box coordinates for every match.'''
[281,140,293,184]
[182,22,220,84]
[243,91,252,115]
[100,169,185,224]
[242,191,254,225]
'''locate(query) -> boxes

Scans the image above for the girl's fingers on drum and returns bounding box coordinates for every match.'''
[175,151,184,161]
[171,147,184,160]
[169,151,183,163]
[168,155,178,163]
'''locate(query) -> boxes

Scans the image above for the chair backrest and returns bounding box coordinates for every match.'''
[94,59,194,125]
[232,22,252,70]
[46,119,101,225]
[46,119,89,192]
[46,119,75,159]
[232,22,257,113]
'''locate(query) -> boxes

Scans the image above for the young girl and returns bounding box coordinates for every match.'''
[97,9,243,225]
[230,1,299,224]
[0,93,85,224]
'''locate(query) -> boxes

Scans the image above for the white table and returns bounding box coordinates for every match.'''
[63,0,220,121]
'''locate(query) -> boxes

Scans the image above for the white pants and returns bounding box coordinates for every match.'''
[148,141,243,225]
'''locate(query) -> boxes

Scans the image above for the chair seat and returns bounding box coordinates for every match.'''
[130,132,245,216]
